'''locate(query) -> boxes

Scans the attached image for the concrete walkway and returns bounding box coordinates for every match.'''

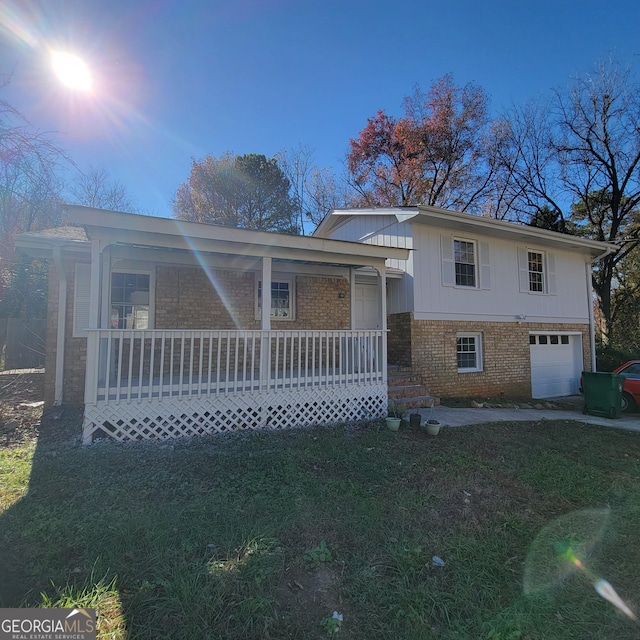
[413,401,640,433]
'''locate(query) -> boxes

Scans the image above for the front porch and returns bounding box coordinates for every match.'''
[15,207,409,443]
[83,328,386,442]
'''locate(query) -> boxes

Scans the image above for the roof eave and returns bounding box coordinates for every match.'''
[66,206,410,264]
[313,207,419,238]
[412,205,615,255]
[15,234,90,259]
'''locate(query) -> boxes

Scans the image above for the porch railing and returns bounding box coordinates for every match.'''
[84,329,385,405]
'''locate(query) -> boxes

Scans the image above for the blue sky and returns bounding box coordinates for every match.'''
[1,0,639,218]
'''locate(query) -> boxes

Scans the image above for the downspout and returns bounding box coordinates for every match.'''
[585,246,616,372]
[52,247,66,406]
[378,265,387,385]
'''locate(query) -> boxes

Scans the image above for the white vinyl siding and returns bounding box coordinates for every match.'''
[321,213,590,323]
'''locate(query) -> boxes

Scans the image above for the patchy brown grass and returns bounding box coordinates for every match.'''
[2,377,640,638]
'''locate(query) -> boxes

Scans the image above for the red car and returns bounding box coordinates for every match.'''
[614,360,640,413]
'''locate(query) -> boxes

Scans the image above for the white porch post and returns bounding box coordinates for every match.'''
[261,257,272,331]
[260,257,272,390]
[377,265,387,384]
[52,247,66,406]
[83,239,105,440]
[349,268,356,330]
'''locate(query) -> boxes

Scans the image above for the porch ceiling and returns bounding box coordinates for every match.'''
[67,206,409,269]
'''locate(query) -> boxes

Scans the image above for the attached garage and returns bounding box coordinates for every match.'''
[529,333,583,398]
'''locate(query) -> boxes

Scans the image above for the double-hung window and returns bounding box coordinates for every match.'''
[257,278,294,319]
[454,240,476,287]
[518,247,556,295]
[457,332,483,372]
[527,251,544,292]
[442,235,491,289]
[110,272,150,329]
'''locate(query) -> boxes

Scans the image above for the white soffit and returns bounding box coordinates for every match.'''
[407,206,615,255]
[66,206,410,266]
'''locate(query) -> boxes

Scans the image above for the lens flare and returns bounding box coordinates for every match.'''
[524,508,637,623]
[51,52,92,91]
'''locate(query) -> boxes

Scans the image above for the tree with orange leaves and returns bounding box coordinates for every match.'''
[347,74,495,212]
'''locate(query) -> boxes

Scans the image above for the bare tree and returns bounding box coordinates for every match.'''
[0,81,67,286]
[491,102,568,224]
[495,60,640,344]
[70,164,137,212]
[276,144,353,232]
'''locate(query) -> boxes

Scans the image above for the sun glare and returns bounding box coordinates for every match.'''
[51,52,92,91]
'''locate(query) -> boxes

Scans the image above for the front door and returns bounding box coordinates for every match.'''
[354,282,380,329]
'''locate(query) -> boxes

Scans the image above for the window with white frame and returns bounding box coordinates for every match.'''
[528,250,544,292]
[454,239,476,287]
[110,272,150,329]
[457,332,483,372]
[518,247,556,295]
[257,278,294,319]
[442,235,490,289]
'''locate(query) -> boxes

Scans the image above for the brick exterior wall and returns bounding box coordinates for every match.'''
[295,276,350,330]
[49,262,350,406]
[389,313,591,399]
[155,267,256,329]
[155,267,349,330]
[387,312,412,367]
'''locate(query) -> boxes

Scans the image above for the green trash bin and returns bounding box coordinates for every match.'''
[581,371,624,419]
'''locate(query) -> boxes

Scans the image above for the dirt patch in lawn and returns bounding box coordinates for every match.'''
[275,563,343,637]
[0,370,83,449]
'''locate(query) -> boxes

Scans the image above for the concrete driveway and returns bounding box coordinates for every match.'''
[414,399,640,433]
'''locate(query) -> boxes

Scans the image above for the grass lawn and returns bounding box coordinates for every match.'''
[2,411,640,639]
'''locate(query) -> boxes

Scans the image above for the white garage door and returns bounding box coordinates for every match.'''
[530,334,583,398]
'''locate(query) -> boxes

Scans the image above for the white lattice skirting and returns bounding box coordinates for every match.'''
[82,384,388,443]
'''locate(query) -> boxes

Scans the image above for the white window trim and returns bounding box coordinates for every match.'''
[518,247,557,296]
[110,269,155,329]
[457,332,483,373]
[442,235,490,290]
[454,238,478,288]
[255,275,295,321]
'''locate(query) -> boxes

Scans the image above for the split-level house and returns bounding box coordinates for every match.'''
[17,204,615,443]
[17,206,408,443]
[314,206,616,401]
